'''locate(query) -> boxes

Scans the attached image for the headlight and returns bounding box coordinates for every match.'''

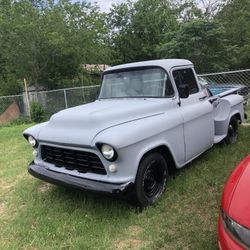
[101,144,114,160]
[28,136,37,147]
[100,144,117,161]
[221,208,250,248]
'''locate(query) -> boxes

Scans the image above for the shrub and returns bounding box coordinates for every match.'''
[30,101,45,123]
[0,116,32,128]
[9,116,31,125]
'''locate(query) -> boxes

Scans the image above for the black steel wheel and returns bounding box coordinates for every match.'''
[131,152,168,207]
[225,118,238,144]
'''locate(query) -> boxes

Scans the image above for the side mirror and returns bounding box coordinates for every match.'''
[178,84,189,99]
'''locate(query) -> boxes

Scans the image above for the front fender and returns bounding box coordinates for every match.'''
[91,114,164,148]
[23,122,49,139]
[92,112,185,167]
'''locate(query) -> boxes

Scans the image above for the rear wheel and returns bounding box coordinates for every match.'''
[131,152,168,207]
[225,118,238,144]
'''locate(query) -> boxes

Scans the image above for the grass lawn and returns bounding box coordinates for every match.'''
[0,123,249,250]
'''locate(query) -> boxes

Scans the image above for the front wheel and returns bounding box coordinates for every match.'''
[131,152,168,207]
[225,118,238,144]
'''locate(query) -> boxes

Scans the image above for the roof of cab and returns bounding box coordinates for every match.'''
[104,59,193,72]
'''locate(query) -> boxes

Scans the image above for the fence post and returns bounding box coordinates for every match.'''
[23,78,31,117]
[64,89,68,109]
[82,87,86,103]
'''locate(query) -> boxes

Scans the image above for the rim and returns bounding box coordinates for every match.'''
[143,160,165,198]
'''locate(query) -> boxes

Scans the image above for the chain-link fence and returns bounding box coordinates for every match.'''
[0,69,249,124]
[0,85,100,123]
[0,94,24,114]
[28,85,100,117]
[198,69,250,105]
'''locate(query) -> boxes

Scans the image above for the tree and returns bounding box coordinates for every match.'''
[216,0,250,69]
[0,0,110,94]
[157,19,236,73]
[108,1,134,64]
[108,0,178,64]
[174,0,203,21]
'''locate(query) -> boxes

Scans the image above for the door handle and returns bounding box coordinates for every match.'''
[209,97,219,104]
[209,97,220,107]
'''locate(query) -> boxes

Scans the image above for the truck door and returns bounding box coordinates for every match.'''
[171,67,214,162]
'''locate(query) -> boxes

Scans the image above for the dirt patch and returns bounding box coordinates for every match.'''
[0,201,5,214]
[242,123,250,127]
[0,173,27,192]
[38,183,51,193]
[115,239,147,250]
[22,245,38,250]
[128,225,143,237]
[114,225,150,250]
[0,179,19,191]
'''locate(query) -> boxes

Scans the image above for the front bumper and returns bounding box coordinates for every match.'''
[28,162,133,195]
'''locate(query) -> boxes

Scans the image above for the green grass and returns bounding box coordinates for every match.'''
[0,124,250,250]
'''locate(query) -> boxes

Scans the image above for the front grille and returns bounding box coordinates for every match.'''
[41,145,106,175]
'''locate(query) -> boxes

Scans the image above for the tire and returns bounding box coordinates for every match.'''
[131,152,168,207]
[225,118,238,144]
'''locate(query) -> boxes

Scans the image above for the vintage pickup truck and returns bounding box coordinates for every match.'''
[23,59,244,206]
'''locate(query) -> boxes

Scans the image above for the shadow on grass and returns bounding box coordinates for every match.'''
[170,139,232,179]
[52,184,131,209]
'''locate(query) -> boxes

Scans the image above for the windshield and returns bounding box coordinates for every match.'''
[99,67,172,98]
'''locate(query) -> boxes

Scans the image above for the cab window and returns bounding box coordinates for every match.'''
[172,68,199,95]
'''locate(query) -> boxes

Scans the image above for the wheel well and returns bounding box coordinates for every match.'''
[140,145,176,174]
[231,113,241,123]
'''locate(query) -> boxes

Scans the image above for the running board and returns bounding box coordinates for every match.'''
[214,135,226,144]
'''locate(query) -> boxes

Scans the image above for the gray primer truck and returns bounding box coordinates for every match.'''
[24,59,244,206]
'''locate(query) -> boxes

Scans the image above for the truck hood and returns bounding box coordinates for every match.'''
[38,99,165,146]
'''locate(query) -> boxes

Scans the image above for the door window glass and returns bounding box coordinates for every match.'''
[172,68,199,95]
